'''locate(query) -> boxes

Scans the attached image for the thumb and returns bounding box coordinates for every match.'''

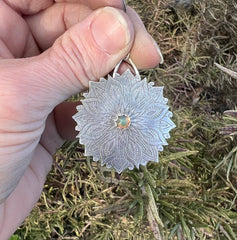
[14,7,133,114]
[48,6,134,92]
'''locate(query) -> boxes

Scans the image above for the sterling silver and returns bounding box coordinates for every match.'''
[122,0,127,12]
[73,58,176,173]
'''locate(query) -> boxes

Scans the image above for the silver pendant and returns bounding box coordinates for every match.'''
[73,57,176,173]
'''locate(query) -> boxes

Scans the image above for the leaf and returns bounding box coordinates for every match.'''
[145,183,164,228]
[215,62,237,80]
[9,235,21,240]
[180,216,192,239]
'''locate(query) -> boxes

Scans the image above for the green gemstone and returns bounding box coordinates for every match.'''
[116,115,130,129]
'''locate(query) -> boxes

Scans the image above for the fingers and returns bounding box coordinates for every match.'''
[0,1,40,58]
[1,1,163,68]
[0,40,14,59]
[0,1,33,58]
[55,0,124,10]
[4,0,123,15]
[127,7,164,68]
[3,0,53,15]
[54,102,79,140]
[47,7,134,93]
[26,3,162,69]
[25,1,124,50]
[0,7,134,120]
[40,113,65,154]
[26,3,93,50]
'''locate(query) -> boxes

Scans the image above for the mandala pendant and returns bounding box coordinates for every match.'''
[73,57,176,173]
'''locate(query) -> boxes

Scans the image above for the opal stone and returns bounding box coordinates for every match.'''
[116,115,130,129]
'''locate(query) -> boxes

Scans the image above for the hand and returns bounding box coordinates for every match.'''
[0,0,163,238]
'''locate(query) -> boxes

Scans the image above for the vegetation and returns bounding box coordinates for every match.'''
[12,0,237,239]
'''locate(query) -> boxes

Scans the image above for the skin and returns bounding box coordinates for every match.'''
[0,0,162,239]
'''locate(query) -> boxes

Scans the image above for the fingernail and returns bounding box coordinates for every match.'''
[152,39,164,64]
[91,7,131,54]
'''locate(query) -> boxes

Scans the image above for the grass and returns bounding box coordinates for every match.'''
[12,0,237,239]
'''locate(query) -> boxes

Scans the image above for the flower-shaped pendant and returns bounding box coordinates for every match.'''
[73,58,176,173]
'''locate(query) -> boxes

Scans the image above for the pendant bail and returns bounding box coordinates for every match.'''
[113,55,140,78]
[122,0,127,13]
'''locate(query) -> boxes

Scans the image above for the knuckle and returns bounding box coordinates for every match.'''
[51,31,98,89]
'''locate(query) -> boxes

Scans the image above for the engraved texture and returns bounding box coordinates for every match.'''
[73,70,176,173]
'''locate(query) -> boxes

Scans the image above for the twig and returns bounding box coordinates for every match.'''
[78,221,92,238]
[53,160,66,179]
[147,204,163,240]
[143,184,164,240]
[214,62,237,80]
